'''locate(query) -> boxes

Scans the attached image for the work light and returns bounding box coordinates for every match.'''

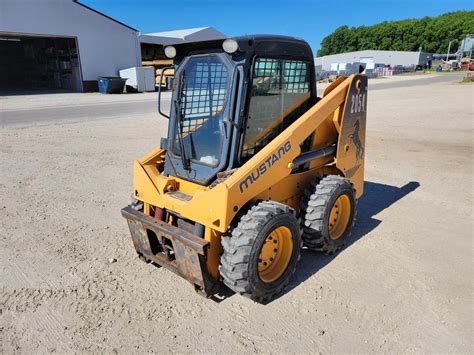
[164,46,176,59]
[222,39,239,54]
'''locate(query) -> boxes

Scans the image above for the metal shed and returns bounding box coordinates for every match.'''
[139,27,227,89]
[140,27,226,62]
[0,0,141,93]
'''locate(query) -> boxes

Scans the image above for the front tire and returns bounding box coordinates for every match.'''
[220,201,301,302]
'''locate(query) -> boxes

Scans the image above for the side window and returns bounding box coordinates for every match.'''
[242,58,311,160]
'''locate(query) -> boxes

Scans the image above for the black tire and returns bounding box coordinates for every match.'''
[300,175,356,254]
[220,201,301,302]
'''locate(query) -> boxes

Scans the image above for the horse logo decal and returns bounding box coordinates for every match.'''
[349,119,364,163]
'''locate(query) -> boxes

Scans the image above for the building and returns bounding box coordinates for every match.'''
[137,27,226,90]
[315,50,433,72]
[0,0,141,92]
[140,27,226,47]
[140,27,226,62]
[0,1,227,94]
[455,34,473,62]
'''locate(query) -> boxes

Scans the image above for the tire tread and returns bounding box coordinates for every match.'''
[300,175,356,254]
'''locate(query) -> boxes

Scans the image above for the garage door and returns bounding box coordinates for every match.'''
[0,34,83,94]
[359,57,375,70]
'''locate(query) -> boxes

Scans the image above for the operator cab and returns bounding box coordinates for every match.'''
[159,35,317,185]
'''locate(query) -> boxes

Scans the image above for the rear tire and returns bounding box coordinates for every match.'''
[301,175,356,254]
[220,201,301,302]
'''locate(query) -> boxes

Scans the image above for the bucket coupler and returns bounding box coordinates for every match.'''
[121,206,217,296]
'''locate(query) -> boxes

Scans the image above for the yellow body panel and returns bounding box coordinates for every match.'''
[204,227,222,278]
[335,76,368,196]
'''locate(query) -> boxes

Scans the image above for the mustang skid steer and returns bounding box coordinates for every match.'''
[121,35,367,302]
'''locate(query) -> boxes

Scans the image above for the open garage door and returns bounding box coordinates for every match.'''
[0,34,83,94]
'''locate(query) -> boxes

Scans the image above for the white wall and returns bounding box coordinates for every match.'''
[315,50,426,71]
[0,0,141,82]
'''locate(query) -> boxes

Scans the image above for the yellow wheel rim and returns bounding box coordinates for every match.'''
[328,194,351,240]
[258,226,293,283]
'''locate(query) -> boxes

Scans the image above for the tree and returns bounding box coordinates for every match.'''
[316,11,474,56]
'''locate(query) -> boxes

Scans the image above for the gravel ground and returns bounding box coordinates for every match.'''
[0,73,472,353]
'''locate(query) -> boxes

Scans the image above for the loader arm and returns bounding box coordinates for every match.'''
[222,74,366,217]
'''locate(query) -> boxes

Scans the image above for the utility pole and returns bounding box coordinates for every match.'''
[446,41,452,61]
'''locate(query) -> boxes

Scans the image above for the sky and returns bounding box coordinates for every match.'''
[82,0,473,52]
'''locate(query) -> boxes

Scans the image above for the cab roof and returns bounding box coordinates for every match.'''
[232,35,314,59]
[174,34,314,62]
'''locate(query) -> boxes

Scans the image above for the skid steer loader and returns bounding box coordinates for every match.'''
[121,35,367,302]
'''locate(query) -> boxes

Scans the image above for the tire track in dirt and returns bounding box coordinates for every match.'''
[27,307,73,352]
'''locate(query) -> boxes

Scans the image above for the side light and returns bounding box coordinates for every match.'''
[222,39,239,54]
[164,46,177,59]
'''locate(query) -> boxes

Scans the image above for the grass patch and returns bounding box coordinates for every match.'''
[461,74,474,83]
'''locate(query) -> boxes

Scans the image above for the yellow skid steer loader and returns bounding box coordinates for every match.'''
[121,35,367,302]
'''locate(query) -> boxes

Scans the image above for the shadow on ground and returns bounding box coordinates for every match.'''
[275,180,420,302]
[213,180,420,303]
[0,88,75,96]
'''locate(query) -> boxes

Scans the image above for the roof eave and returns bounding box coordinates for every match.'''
[73,0,138,32]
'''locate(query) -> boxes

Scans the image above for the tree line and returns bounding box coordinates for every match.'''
[317,11,474,56]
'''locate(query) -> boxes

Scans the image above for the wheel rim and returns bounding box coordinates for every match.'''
[328,194,351,240]
[258,226,293,283]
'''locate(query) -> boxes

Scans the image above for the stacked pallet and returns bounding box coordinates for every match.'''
[141,59,175,89]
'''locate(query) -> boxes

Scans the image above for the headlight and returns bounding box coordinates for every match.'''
[164,46,177,59]
[222,39,239,54]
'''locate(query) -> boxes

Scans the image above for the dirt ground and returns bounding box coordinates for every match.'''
[1,74,473,353]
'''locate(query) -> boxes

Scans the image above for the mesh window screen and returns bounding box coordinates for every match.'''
[243,58,311,159]
[180,58,228,135]
[172,56,229,167]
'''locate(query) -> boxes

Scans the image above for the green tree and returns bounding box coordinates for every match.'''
[317,11,474,56]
